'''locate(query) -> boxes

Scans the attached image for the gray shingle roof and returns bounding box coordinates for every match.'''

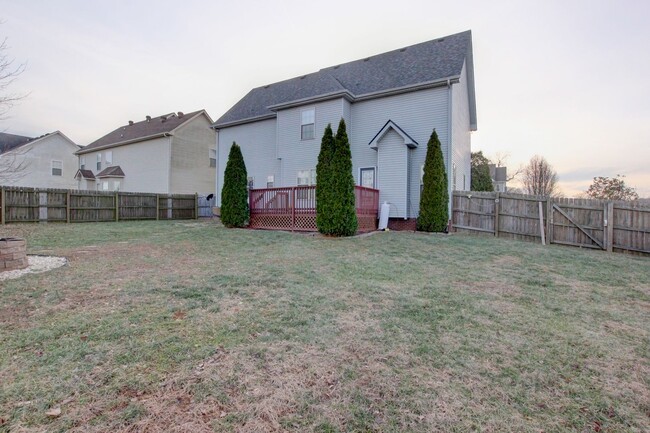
[79,110,206,154]
[0,132,33,154]
[96,166,125,178]
[215,30,474,128]
[75,169,96,180]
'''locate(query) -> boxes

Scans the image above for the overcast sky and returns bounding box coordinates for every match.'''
[2,0,649,197]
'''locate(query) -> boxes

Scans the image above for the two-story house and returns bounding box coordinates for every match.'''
[212,30,477,229]
[0,131,80,189]
[76,110,216,194]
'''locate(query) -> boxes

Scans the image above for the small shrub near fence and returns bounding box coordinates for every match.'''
[0,186,198,224]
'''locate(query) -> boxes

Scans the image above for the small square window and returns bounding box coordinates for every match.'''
[267,175,274,188]
[301,109,315,140]
[80,157,85,170]
[105,151,113,166]
[52,160,62,176]
[209,149,216,167]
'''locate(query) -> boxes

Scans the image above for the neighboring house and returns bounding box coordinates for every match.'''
[76,110,216,194]
[0,131,80,189]
[212,30,476,227]
[489,164,508,192]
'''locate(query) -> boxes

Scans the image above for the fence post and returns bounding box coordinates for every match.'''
[167,196,172,220]
[1,186,5,225]
[66,191,71,223]
[156,194,160,220]
[605,201,614,252]
[195,193,199,219]
[115,192,119,222]
[546,197,553,244]
[494,192,500,237]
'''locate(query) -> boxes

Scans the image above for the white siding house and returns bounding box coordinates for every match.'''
[213,31,477,228]
[76,110,216,194]
[0,131,80,189]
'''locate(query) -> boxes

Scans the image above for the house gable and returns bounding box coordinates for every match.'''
[369,120,418,150]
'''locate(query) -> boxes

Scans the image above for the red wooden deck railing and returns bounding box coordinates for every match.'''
[249,185,379,232]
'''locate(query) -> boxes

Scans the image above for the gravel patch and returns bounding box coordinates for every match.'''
[0,255,67,281]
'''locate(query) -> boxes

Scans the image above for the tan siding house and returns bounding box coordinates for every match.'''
[76,110,216,194]
[0,131,79,189]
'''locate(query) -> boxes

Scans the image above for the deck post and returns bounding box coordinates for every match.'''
[291,187,296,232]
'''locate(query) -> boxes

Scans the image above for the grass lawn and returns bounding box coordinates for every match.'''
[0,220,648,432]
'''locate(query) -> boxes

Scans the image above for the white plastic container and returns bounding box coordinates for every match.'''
[378,201,390,230]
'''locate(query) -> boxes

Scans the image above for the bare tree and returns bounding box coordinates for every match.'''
[0,36,26,120]
[0,30,29,181]
[493,151,523,182]
[586,175,639,201]
[522,155,559,196]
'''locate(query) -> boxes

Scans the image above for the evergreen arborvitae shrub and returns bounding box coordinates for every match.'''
[316,124,335,234]
[327,118,358,236]
[417,129,449,232]
[221,142,249,227]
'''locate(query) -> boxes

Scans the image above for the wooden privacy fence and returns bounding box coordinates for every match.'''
[0,186,198,224]
[452,191,650,255]
[249,185,379,232]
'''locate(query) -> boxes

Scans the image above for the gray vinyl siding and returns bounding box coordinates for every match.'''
[451,61,472,191]
[79,137,171,193]
[276,98,345,186]
[376,129,408,217]
[216,118,277,206]
[349,86,449,217]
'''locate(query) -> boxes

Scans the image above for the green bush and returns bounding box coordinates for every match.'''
[316,123,335,233]
[327,118,358,236]
[220,142,249,227]
[417,129,449,232]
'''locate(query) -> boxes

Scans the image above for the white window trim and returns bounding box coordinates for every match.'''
[209,148,217,167]
[300,107,316,141]
[51,160,63,176]
[358,166,377,189]
[105,150,113,167]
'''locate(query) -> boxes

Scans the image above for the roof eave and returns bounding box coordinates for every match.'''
[76,132,172,155]
[355,76,461,102]
[211,113,277,130]
[266,90,355,111]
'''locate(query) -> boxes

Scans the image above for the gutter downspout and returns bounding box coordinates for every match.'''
[447,79,453,225]
[167,135,173,194]
[215,129,220,206]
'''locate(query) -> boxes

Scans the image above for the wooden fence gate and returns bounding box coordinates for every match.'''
[453,192,650,255]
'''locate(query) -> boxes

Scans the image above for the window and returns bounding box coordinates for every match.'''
[80,157,85,170]
[297,169,316,199]
[52,160,63,176]
[360,167,376,188]
[301,108,315,140]
[105,151,113,166]
[267,175,274,188]
[97,153,102,171]
[209,149,216,167]
[113,180,121,191]
[102,181,109,191]
[297,169,316,186]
